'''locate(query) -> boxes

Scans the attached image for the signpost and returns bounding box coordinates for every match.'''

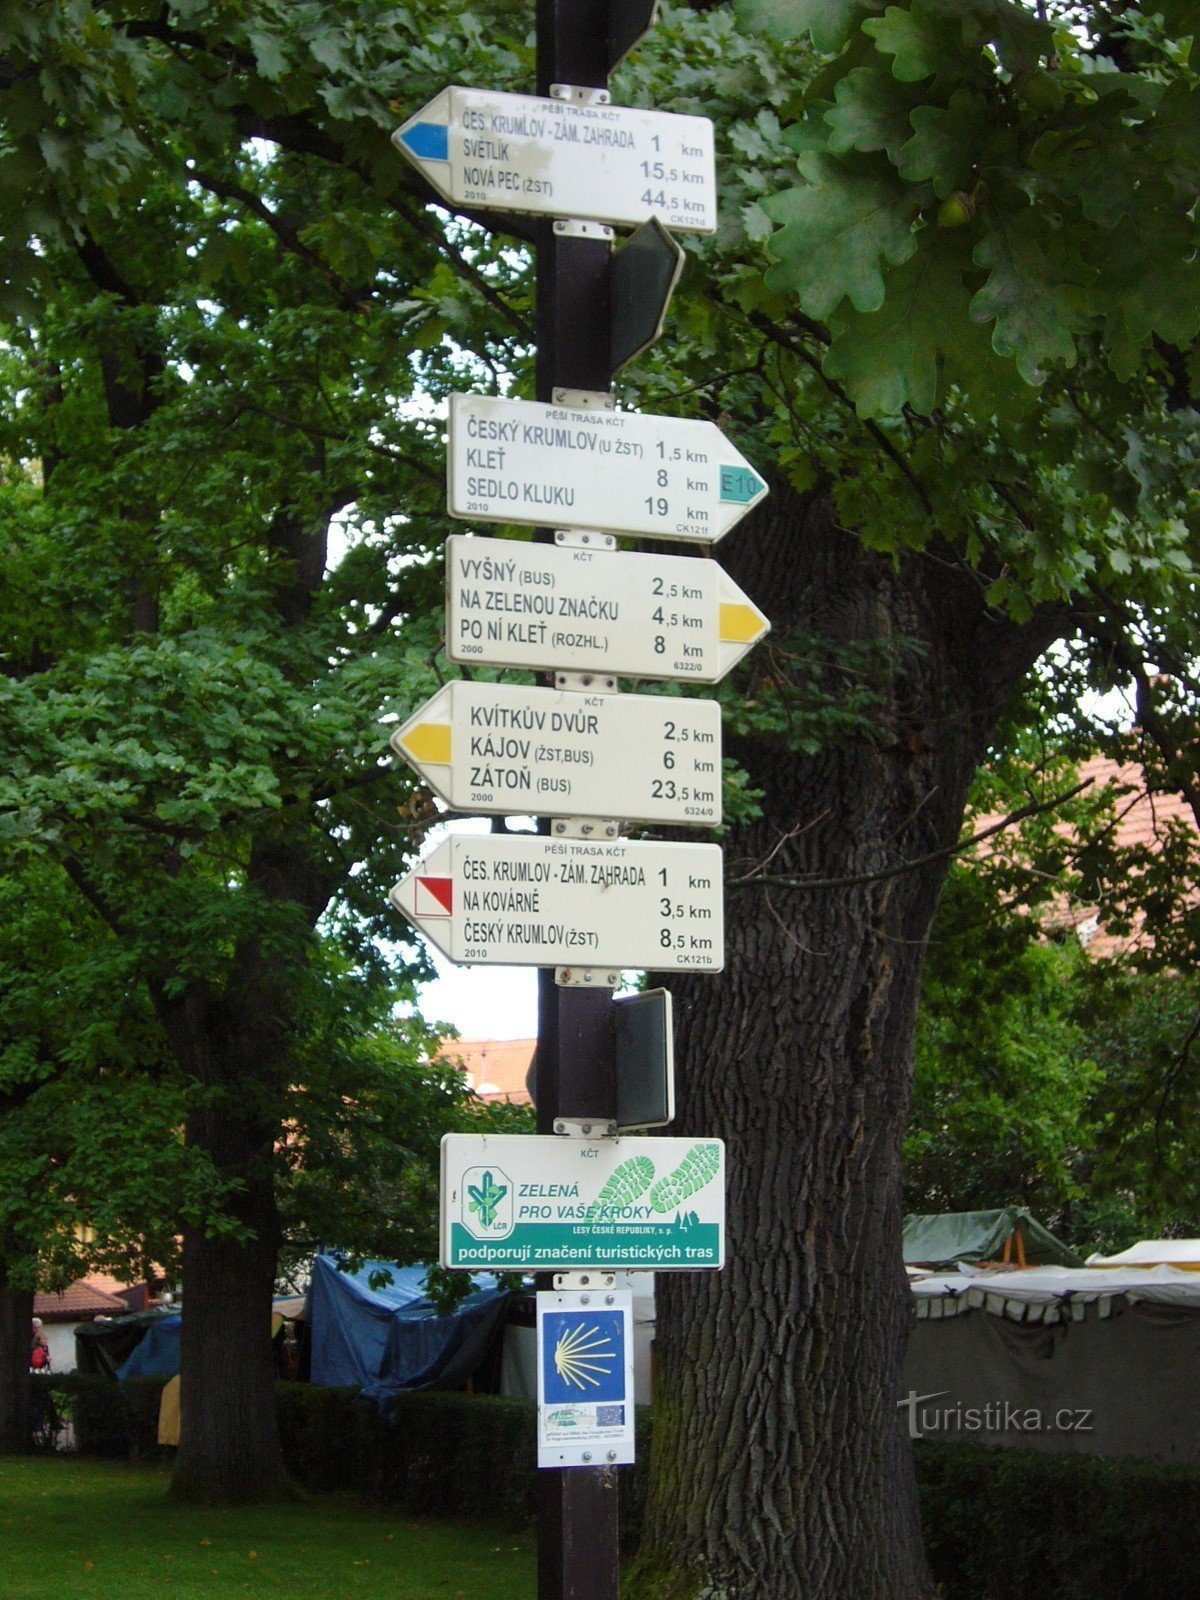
[538,1289,636,1469]
[445,534,769,681]
[393,88,717,234]
[391,681,723,826]
[441,1133,726,1271]
[386,3,770,1591]
[448,393,768,542]
[389,834,724,971]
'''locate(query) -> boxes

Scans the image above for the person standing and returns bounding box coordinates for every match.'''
[29,1317,50,1373]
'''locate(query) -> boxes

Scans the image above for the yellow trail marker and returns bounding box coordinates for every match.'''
[719,603,766,645]
[399,721,452,766]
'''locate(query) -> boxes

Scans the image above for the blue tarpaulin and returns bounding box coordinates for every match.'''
[307,1255,509,1408]
[116,1314,181,1379]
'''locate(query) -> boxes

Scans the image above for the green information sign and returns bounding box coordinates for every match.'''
[441,1133,725,1271]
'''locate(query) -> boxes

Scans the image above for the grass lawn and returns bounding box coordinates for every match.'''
[0,1456,534,1599]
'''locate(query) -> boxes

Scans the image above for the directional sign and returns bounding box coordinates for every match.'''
[445,534,769,682]
[393,87,716,234]
[448,393,768,543]
[391,682,722,826]
[538,1289,635,1468]
[390,833,724,970]
[441,1132,725,1270]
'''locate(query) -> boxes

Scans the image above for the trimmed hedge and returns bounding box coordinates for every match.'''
[916,1440,1200,1600]
[36,1377,1200,1590]
[42,1374,168,1459]
[276,1383,652,1542]
[278,1385,540,1523]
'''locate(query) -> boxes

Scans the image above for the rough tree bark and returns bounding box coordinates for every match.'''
[168,1059,286,1502]
[164,982,288,1503]
[630,486,1062,1600]
[166,833,333,1504]
[0,1258,34,1455]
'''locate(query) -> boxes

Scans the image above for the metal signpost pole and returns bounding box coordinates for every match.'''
[388,3,753,1593]
[534,13,622,1600]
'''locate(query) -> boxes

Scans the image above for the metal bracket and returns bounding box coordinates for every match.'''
[555,964,620,987]
[555,529,617,552]
[551,1272,619,1293]
[554,671,617,696]
[549,83,612,106]
[551,815,620,839]
[553,1117,617,1139]
[551,387,615,411]
[553,218,615,241]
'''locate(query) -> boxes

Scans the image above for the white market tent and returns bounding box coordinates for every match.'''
[905,1264,1200,1459]
[1086,1239,1200,1269]
[911,1262,1200,1320]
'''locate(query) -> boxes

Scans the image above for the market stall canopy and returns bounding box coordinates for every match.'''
[74,1308,178,1378]
[117,1314,180,1378]
[911,1263,1200,1321]
[903,1208,1083,1270]
[307,1254,509,1409]
[906,1264,1200,1459]
[1086,1239,1200,1270]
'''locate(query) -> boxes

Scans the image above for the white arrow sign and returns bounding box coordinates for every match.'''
[445,535,769,682]
[392,682,722,826]
[448,394,767,543]
[393,87,716,234]
[390,833,723,970]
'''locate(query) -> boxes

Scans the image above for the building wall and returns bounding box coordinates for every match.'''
[43,1322,80,1374]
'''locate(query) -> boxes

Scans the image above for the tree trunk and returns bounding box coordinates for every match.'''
[630,488,1060,1600]
[169,1036,286,1502]
[171,1208,284,1501]
[162,835,333,1503]
[0,1258,34,1454]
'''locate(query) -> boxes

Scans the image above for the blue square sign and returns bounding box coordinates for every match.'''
[541,1309,627,1406]
[537,1291,635,1469]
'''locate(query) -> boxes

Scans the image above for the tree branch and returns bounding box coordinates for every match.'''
[56,855,135,943]
[392,195,535,346]
[744,310,934,514]
[189,166,375,314]
[1079,602,1200,836]
[729,778,1095,894]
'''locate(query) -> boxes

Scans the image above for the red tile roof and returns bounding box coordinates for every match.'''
[979,755,1198,958]
[34,1278,130,1322]
[437,1038,535,1104]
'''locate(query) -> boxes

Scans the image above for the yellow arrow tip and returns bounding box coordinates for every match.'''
[719,603,767,645]
[399,722,452,766]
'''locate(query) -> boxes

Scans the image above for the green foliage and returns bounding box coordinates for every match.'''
[1075,968,1200,1240]
[1,9,1198,1562]
[908,865,1098,1221]
[278,1384,542,1523]
[764,153,918,317]
[0,860,231,1290]
[0,0,544,1295]
[739,0,1200,443]
[48,1374,169,1459]
[917,1441,1200,1599]
[736,0,875,54]
[909,720,1200,1252]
